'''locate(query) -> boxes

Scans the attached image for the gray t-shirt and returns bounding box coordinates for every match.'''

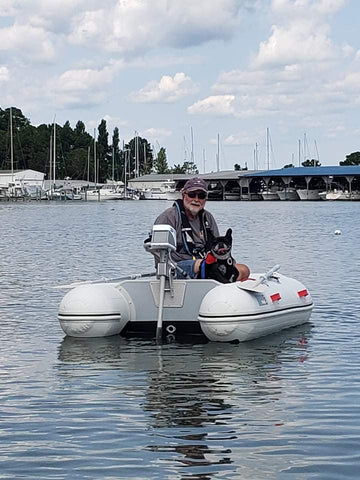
[154,204,219,262]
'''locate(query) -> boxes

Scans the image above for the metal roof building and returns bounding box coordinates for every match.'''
[244,166,360,178]
[0,169,45,187]
[124,166,360,201]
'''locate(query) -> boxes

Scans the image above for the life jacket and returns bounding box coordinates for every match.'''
[173,199,212,258]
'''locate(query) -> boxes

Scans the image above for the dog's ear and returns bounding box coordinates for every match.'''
[225,228,232,240]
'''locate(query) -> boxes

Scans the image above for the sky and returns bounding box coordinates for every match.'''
[1,0,359,172]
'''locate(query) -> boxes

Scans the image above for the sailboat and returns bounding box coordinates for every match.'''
[261,128,280,201]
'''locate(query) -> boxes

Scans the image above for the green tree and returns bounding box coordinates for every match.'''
[340,152,360,166]
[97,119,110,182]
[283,163,295,168]
[170,160,198,174]
[301,159,321,167]
[182,161,198,174]
[171,163,186,174]
[125,135,154,177]
[111,127,121,181]
[234,163,241,171]
[154,147,169,174]
[0,107,32,170]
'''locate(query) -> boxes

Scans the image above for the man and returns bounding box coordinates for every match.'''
[154,177,250,280]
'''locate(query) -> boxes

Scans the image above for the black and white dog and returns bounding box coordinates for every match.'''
[201,228,239,283]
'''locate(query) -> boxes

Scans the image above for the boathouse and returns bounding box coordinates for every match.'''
[128,166,360,200]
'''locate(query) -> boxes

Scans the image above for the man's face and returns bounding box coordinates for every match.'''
[182,190,207,217]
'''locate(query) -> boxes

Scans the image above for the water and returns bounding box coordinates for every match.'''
[0,200,359,479]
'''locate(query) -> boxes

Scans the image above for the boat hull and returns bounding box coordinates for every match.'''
[296,189,321,201]
[58,284,133,337]
[198,273,313,342]
[261,191,280,201]
[199,303,313,342]
[325,190,360,201]
[277,188,299,201]
[58,273,313,342]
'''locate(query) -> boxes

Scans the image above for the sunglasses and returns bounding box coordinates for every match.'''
[186,190,207,199]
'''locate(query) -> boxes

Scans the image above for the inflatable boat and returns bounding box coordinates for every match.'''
[57,225,313,342]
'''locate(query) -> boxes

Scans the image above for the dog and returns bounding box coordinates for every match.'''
[200,228,239,283]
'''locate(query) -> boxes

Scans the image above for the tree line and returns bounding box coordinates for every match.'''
[0,107,198,183]
[2,107,358,181]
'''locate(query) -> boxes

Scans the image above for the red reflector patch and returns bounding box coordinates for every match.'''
[298,289,308,297]
[270,293,281,302]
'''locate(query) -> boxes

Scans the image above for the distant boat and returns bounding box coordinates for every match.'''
[224,188,240,201]
[82,184,124,201]
[277,187,299,201]
[142,180,181,200]
[322,189,360,201]
[261,188,280,201]
[296,189,321,201]
[7,179,27,199]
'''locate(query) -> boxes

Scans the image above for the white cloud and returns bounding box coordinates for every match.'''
[0,1,16,16]
[271,0,347,17]
[68,0,249,54]
[143,127,172,140]
[252,21,337,68]
[0,66,9,82]
[47,61,123,108]
[251,0,348,69]
[0,23,56,62]
[129,72,198,103]
[223,132,258,146]
[203,0,360,124]
[213,65,302,94]
[188,95,236,116]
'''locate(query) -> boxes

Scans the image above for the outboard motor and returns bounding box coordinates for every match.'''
[144,224,177,340]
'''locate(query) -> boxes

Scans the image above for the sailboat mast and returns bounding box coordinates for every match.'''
[53,121,56,188]
[134,131,139,177]
[190,127,194,164]
[124,148,127,199]
[112,146,115,182]
[314,140,320,165]
[49,132,52,188]
[10,107,14,182]
[87,146,90,182]
[93,129,97,185]
[266,127,270,170]
[143,143,146,173]
[216,133,220,172]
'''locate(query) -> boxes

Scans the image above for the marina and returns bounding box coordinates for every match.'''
[1,199,360,478]
[1,165,360,202]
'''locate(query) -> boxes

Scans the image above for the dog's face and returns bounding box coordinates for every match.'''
[208,228,233,260]
[203,228,238,283]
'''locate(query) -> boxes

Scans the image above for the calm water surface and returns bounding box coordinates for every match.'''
[0,200,359,479]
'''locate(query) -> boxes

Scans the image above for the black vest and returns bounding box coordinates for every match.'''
[173,199,212,258]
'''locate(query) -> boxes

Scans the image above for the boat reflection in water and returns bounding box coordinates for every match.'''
[58,323,313,473]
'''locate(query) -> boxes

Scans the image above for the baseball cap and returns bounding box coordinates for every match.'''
[182,177,208,192]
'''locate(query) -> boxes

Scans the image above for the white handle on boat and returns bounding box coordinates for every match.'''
[252,264,281,288]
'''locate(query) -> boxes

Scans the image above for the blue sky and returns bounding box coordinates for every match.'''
[1,0,359,171]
